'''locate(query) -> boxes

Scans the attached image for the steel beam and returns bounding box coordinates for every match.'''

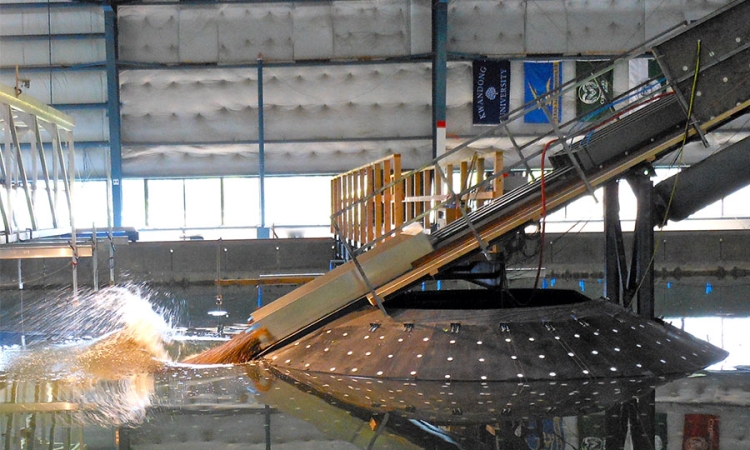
[257,57,269,238]
[431,0,447,159]
[104,5,123,228]
[629,173,655,318]
[603,181,622,305]
[0,84,74,131]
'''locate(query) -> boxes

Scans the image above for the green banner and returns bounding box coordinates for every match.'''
[576,61,614,121]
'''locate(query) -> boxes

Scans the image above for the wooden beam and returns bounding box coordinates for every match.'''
[217,274,321,286]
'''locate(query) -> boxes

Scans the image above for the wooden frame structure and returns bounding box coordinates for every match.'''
[331,150,505,251]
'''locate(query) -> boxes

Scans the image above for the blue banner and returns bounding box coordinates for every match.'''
[473,59,510,125]
[524,61,562,123]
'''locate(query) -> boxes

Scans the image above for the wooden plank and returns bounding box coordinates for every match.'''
[330,178,337,234]
[356,169,364,245]
[346,172,353,242]
[445,164,454,195]
[218,275,320,286]
[423,169,432,230]
[460,160,469,193]
[338,175,345,238]
[494,151,504,198]
[383,158,393,235]
[366,165,375,244]
[406,172,414,224]
[404,195,450,202]
[394,154,404,227]
[374,163,383,239]
[415,170,424,227]
[476,157,486,207]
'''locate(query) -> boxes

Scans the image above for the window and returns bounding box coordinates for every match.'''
[73,180,108,228]
[223,177,259,226]
[185,179,221,228]
[146,179,184,228]
[122,179,146,228]
[266,176,332,226]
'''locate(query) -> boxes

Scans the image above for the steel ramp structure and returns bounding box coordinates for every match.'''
[368,0,750,303]
[245,0,750,354]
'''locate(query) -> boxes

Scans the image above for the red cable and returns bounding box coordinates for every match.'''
[531,91,674,291]
[533,138,556,290]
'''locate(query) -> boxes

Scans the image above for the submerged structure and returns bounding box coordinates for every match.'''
[264,289,727,421]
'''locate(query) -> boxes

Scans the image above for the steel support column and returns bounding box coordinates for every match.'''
[104,5,123,228]
[603,181,622,305]
[431,0,447,159]
[631,173,655,318]
[257,58,270,239]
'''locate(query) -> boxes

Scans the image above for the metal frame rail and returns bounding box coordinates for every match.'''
[0,83,77,245]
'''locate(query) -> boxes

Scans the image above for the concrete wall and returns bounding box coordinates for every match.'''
[0,229,748,333]
[0,238,335,330]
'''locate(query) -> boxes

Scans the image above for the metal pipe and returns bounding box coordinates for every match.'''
[257,57,268,237]
[105,5,124,228]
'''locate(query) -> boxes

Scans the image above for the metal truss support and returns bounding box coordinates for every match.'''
[603,172,655,319]
[431,0,447,159]
[604,181,625,306]
[605,394,656,450]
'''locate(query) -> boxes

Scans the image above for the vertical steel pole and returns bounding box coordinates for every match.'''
[105,4,123,228]
[432,0,448,159]
[603,181,621,305]
[633,174,655,318]
[92,225,99,291]
[68,132,78,297]
[257,57,269,238]
[264,404,271,450]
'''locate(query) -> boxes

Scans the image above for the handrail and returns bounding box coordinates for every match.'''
[330,65,672,257]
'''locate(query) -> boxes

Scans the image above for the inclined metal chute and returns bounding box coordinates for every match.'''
[654,135,750,223]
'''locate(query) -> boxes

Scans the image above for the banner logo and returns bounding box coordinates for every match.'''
[473,59,511,125]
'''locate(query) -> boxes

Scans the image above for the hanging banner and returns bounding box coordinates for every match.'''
[629,58,666,102]
[683,414,719,450]
[576,61,614,121]
[524,61,562,123]
[473,59,511,125]
[523,418,565,450]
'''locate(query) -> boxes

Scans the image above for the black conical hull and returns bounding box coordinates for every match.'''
[263,289,727,422]
[266,289,727,382]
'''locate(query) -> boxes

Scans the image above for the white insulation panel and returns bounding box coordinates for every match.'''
[0,70,107,105]
[119,63,436,144]
[1,0,738,179]
[448,0,526,56]
[122,140,432,177]
[0,6,103,35]
[118,60,637,175]
[0,39,105,66]
[117,0,419,64]
[115,0,740,63]
[645,0,733,40]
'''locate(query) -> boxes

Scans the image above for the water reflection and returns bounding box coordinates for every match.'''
[0,286,746,449]
[2,361,749,449]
